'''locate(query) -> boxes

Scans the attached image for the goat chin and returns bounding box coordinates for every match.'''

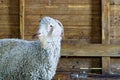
[39,36,62,49]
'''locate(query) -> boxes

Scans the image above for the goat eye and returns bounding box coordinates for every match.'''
[50,25,53,28]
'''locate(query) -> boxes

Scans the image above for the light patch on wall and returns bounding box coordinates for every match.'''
[68,5,91,9]
[0,4,8,8]
[45,5,58,8]
[111,6,120,10]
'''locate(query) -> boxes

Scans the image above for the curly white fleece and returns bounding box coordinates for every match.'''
[0,16,63,80]
[0,39,61,80]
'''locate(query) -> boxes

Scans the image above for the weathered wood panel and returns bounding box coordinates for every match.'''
[53,56,120,79]
[24,0,101,43]
[110,0,120,44]
[61,44,120,57]
[110,0,120,5]
[25,0,100,4]
[20,0,25,39]
[102,0,110,44]
[0,0,19,38]
[53,72,120,80]
[0,15,19,24]
[102,57,110,74]
[57,57,101,72]
[111,57,120,73]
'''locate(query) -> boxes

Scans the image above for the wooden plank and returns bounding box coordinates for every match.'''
[25,9,100,15]
[53,72,70,80]
[0,15,19,22]
[110,11,120,16]
[57,57,101,72]
[61,44,120,57]
[0,5,18,8]
[0,6,19,15]
[0,14,19,24]
[110,0,120,5]
[0,21,19,25]
[0,0,19,5]
[0,35,19,38]
[25,1,101,15]
[24,15,101,26]
[111,5,120,11]
[102,57,111,74]
[0,7,19,15]
[102,0,110,44]
[25,0,100,4]
[0,27,19,36]
[0,25,19,28]
[111,7,119,14]
[110,4,120,44]
[110,16,120,26]
[110,39,120,44]
[110,27,120,37]
[25,4,100,11]
[25,4,100,9]
[19,0,25,39]
[54,72,120,80]
[25,15,101,22]
[111,57,120,73]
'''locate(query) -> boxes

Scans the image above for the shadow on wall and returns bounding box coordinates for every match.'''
[0,0,20,38]
[90,0,102,43]
[8,0,20,38]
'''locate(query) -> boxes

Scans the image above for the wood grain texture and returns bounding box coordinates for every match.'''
[110,0,120,5]
[102,0,110,44]
[102,57,111,74]
[57,57,101,72]
[25,0,100,4]
[0,0,19,38]
[19,0,25,39]
[111,57,120,73]
[110,2,120,44]
[61,44,120,57]
[24,0,101,43]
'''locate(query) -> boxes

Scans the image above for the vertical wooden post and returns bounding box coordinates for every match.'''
[102,57,111,74]
[102,0,110,44]
[19,0,25,39]
[101,0,111,75]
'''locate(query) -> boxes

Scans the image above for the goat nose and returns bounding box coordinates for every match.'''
[32,33,41,39]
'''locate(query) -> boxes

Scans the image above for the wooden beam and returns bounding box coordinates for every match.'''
[61,44,120,57]
[102,0,110,44]
[102,57,111,74]
[19,0,25,39]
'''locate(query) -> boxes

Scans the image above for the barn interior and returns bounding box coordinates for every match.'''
[0,0,120,80]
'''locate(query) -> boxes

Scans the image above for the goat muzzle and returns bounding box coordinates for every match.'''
[32,33,41,39]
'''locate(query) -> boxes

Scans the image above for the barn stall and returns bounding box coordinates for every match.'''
[0,0,120,80]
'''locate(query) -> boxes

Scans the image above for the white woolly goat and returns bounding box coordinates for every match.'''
[0,16,64,80]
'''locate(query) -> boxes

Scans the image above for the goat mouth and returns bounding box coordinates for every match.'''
[32,33,41,39]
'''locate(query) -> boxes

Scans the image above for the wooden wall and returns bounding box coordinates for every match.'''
[110,0,120,44]
[0,1,120,44]
[0,0,19,38]
[24,0,101,43]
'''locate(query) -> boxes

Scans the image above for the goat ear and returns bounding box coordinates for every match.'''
[56,20,64,37]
